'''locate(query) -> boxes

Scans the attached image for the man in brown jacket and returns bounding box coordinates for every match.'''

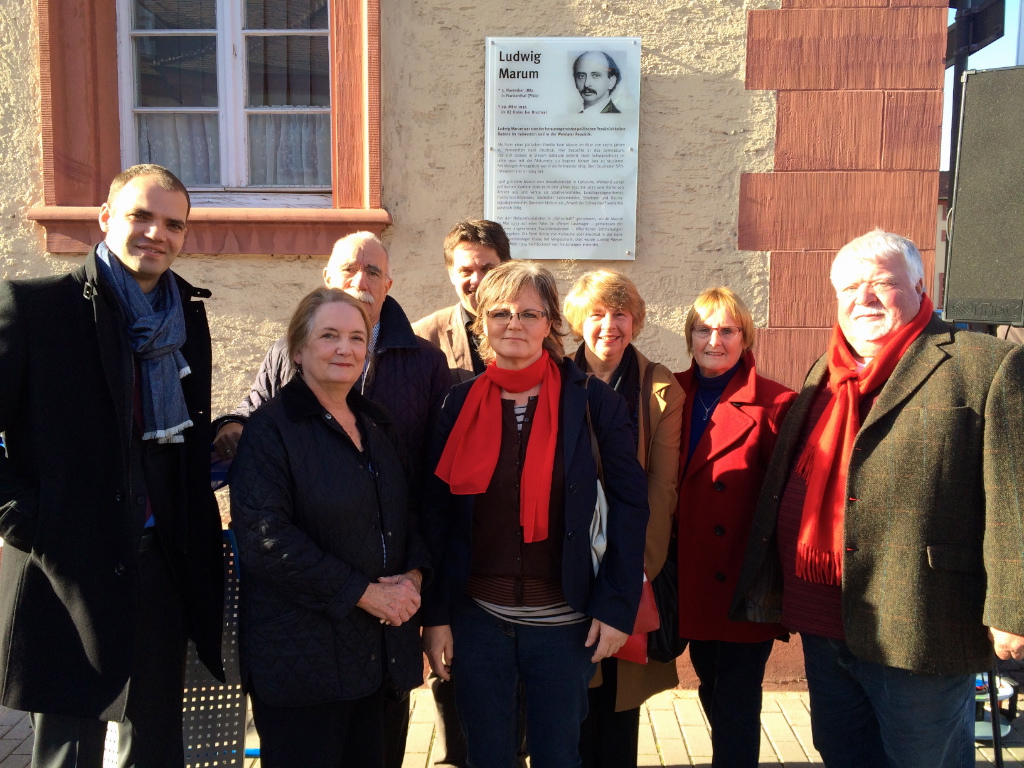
[413,220,511,386]
[731,229,1024,768]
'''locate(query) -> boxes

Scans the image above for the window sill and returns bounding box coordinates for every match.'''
[26,205,393,255]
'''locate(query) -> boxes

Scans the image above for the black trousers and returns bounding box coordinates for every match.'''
[429,673,467,767]
[688,637,775,768]
[250,685,386,768]
[430,671,530,768]
[579,658,641,768]
[381,680,410,768]
[31,534,187,768]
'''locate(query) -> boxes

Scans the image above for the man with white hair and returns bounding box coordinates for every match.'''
[731,229,1024,768]
[214,231,449,768]
[215,232,447,463]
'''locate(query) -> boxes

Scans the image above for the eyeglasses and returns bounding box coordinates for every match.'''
[486,309,549,326]
[339,263,388,282]
[692,325,741,340]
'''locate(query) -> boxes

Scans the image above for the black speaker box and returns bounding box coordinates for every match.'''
[944,65,1024,326]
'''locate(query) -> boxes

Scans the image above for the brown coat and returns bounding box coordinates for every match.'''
[730,318,1024,675]
[413,304,476,386]
[597,350,686,711]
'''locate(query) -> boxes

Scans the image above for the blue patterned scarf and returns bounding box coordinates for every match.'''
[96,242,193,443]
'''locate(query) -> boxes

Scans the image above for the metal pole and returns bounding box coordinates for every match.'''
[988,664,1005,768]
[949,0,973,186]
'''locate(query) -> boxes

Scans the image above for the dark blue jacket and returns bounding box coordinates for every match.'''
[420,358,650,635]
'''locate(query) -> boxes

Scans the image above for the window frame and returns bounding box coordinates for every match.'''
[116,0,333,192]
[29,0,388,255]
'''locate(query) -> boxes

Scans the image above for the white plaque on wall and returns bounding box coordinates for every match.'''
[484,37,642,260]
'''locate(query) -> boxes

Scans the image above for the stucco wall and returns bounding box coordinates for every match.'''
[381,0,778,372]
[0,0,73,281]
[1,0,778,417]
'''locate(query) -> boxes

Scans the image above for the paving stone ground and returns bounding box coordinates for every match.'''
[1,688,1021,767]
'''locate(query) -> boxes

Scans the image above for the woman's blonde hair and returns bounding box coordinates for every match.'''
[472,261,565,365]
[683,286,755,355]
[563,269,646,342]
[286,288,371,360]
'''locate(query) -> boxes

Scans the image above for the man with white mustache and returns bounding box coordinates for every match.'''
[213,232,448,768]
[215,232,447,461]
[731,229,1024,768]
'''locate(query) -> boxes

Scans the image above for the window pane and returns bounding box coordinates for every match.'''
[136,36,217,107]
[249,114,330,187]
[134,0,216,30]
[246,36,329,107]
[138,114,220,186]
[246,0,328,30]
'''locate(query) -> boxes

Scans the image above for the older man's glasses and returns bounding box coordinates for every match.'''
[692,325,741,339]
[486,309,549,326]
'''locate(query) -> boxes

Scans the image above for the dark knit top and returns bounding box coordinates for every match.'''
[685,360,741,470]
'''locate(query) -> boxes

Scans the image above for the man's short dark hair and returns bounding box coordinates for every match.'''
[443,220,512,269]
[107,164,191,217]
[572,51,621,93]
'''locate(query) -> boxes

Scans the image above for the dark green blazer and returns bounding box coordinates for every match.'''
[730,316,1024,676]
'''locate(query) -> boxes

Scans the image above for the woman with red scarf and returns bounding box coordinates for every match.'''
[674,287,796,768]
[421,261,650,768]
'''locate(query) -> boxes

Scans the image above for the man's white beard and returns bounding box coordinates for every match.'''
[850,313,894,342]
[346,288,375,305]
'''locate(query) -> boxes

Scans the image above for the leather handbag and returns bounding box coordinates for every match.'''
[647,535,687,663]
[613,572,661,664]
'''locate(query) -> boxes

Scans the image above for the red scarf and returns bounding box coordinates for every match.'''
[435,353,561,543]
[794,295,933,585]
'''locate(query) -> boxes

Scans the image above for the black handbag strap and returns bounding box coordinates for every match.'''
[583,377,605,483]
[640,360,656,456]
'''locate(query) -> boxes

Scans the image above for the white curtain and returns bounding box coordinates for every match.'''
[248,113,330,187]
[138,114,219,187]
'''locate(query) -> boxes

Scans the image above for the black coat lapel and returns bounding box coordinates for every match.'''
[85,249,133,450]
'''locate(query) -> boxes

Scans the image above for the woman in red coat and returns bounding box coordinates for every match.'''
[674,287,796,768]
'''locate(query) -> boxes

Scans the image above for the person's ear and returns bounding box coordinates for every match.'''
[98,203,112,233]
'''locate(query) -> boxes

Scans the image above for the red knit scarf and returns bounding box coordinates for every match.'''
[794,294,933,585]
[434,353,562,543]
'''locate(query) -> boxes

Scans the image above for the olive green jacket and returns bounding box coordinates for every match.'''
[730,317,1024,675]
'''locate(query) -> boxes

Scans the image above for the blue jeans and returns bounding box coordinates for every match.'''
[688,637,775,768]
[801,633,976,768]
[450,597,597,768]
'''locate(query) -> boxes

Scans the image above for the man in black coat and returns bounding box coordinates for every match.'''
[212,231,449,768]
[0,165,224,766]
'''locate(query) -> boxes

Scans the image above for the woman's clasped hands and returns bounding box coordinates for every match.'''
[357,569,423,627]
